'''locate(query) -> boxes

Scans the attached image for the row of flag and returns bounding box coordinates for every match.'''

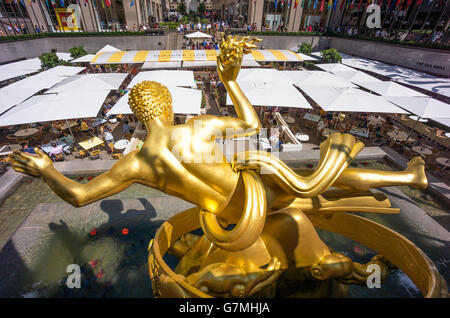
[271,0,441,11]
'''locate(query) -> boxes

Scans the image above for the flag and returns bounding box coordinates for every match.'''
[339,0,344,9]
[358,0,362,9]
[60,0,63,7]
[321,0,325,11]
[350,0,354,8]
[288,0,292,7]
[308,0,312,8]
[396,0,401,8]
[416,0,423,5]
[327,0,333,9]
[275,0,278,8]
[281,0,284,7]
[405,0,412,8]
[295,0,299,8]
[101,0,105,8]
[313,0,317,9]
[44,0,49,7]
[105,0,111,6]
[84,0,88,6]
[50,0,56,7]
[130,0,134,6]
[333,0,338,9]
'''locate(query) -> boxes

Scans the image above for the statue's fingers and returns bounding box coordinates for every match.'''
[9,154,30,166]
[12,150,32,161]
[34,147,46,157]
[12,164,40,177]
[233,35,239,42]
[241,36,250,43]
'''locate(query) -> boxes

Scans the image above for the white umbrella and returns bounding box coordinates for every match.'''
[330,70,381,84]
[357,81,428,97]
[46,73,128,93]
[236,68,294,84]
[386,96,450,119]
[108,87,202,115]
[185,31,212,39]
[0,90,110,126]
[282,70,357,88]
[96,45,120,54]
[226,81,312,109]
[300,86,409,113]
[128,70,196,88]
[316,63,356,73]
[71,54,96,63]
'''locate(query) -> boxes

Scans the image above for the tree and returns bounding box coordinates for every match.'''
[39,52,67,70]
[320,48,342,63]
[177,2,186,16]
[198,2,206,17]
[69,46,88,59]
[298,43,312,56]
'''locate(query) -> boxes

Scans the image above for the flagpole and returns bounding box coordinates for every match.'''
[382,1,393,27]
[395,2,411,37]
[7,1,22,33]
[0,0,17,34]
[16,0,31,33]
[27,0,41,33]
[36,0,51,32]
[86,0,96,32]
[292,2,298,31]
[76,0,89,32]
[135,0,139,30]
[420,0,436,31]
[406,0,424,38]
[429,0,449,41]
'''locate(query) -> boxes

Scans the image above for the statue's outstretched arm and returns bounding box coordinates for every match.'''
[206,35,262,138]
[9,148,141,207]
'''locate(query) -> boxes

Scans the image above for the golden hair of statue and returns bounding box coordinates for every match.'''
[9,35,446,298]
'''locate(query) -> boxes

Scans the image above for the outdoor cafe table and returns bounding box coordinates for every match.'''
[40,141,66,154]
[436,157,450,169]
[14,128,39,138]
[114,139,130,151]
[303,113,321,123]
[412,146,433,156]
[61,121,79,130]
[79,137,104,151]
[387,130,409,141]
[282,115,295,124]
[0,144,21,157]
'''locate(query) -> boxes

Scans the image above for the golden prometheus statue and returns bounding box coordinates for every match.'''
[10,35,446,298]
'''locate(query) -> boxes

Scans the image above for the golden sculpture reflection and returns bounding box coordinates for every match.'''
[10,35,445,298]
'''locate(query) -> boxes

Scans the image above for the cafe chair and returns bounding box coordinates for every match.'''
[74,149,88,159]
[53,152,65,162]
[89,149,101,160]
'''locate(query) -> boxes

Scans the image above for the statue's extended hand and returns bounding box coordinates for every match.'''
[9,148,53,178]
[217,34,261,82]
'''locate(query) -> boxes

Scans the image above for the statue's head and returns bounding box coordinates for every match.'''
[129,81,174,125]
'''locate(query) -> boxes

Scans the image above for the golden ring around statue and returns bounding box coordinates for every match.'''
[148,206,447,298]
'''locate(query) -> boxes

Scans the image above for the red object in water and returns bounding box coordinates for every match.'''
[122,228,129,235]
[77,177,84,181]
[88,176,93,180]
[363,162,369,166]
[96,269,104,279]
[89,229,97,236]
[89,259,98,268]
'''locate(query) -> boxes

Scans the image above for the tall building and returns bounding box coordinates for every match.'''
[0,0,163,34]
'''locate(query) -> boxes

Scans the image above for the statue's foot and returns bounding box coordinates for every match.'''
[405,157,428,190]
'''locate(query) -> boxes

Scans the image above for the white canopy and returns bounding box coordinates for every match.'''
[96,45,120,54]
[357,81,428,97]
[432,118,450,128]
[185,31,212,38]
[330,70,382,84]
[182,60,260,68]
[142,61,182,69]
[128,70,196,88]
[56,53,73,62]
[0,90,110,126]
[108,87,202,115]
[282,70,357,88]
[386,96,450,119]
[340,54,450,97]
[71,54,96,63]
[300,86,409,114]
[0,66,85,114]
[236,68,294,84]
[46,73,128,93]
[316,63,356,73]
[226,81,312,109]
[289,47,319,61]
[0,58,41,82]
